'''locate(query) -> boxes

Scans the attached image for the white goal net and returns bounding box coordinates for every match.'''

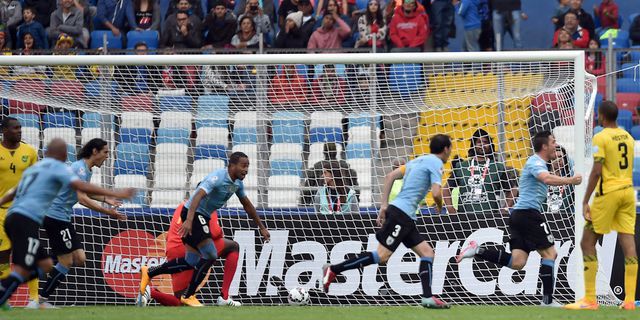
[0,52,604,306]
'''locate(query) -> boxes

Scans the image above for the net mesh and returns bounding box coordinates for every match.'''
[0,54,602,306]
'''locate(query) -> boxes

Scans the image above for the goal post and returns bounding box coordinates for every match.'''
[0,51,606,306]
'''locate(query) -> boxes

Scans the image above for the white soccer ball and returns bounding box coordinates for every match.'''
[287,287,310,305]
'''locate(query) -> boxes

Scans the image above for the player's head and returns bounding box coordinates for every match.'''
[430,134,452,162]
[323,142,338,160]
[598,100,618,125]
[1,116,21,144]
[533,131,557,160]
[45,138,68,162]
[551,145,570,177]
[469,128,495,159]
[79,138,109,168]
[229,151,249,180]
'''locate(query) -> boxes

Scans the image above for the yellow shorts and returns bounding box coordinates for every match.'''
[0,207,11,251]
[591,187,636,235]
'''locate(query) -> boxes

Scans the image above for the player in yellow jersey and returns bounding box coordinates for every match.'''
[565,101,638,311]
[0,117,39,309]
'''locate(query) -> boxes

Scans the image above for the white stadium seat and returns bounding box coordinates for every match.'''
[190,172,207,189]
[21,127,40,149]
[196,127,229,146]
[121,112,154,129]
[193,158,226,176]
[269,143,303,161]
[160,111,192,129]
[43,127,76,146]
[347,158,372,187]
[310,111,343,129]
[226,189,258,208]
[267,175,300,208]
[81,128,102,145]
[114,174,147,208]
[307,142,342,168]
[150,190,186,208]
[233,111,257,128]
[634,141,640,158]
[154,158,188,175]
[156,143,188,157]
[348,127,372,143]
[154,173,187,189]
[156,88,186,96]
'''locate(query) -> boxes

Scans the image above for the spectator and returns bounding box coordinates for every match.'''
[237,0,271,35]
[167,0,204,19]
[132,0,161,30]
[443,128,516,215]
[544,146,575,214]
[477,0,493,50]
[234,0,275,24]
[202,1,237,48]
[49,0,87,48]
[631,14,640,46]
[311,64,347,106]
[553,27,572,48]
[491,0,527,50]
[557,0,595,38]
[314,161,359,215]
[17,6,48,50]
[274,11,305,48]
[231,16,259,48]
[160,10,202,48]
[0,0,20,48]
[314,0,350,32]
[316,0,347,18]
[167,0,204,26]
[302,142,358,205]
[51,33,78,80]
[13,32,47,79]
[96,0,136,37]
[297,0,315,47]
[388,0,428,52]
[355,0,387,49]
[277,0,300,29]
[161,62,199,95]
[593,0,618,30]
[552,0,570,26]
[455,0,481,52]
[585,38,605,76]
[115,41,161,93]
[307,11,350,50]
[430,0,454,52]
[553,11,589,49]
[268,64,308,105]
[0,31,10,78]
[24,0,56,28]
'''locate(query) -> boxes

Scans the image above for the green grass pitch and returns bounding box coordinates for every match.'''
[2,306,638,320]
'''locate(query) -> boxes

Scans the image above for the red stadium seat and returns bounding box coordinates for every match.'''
[121,94,154,112]
[531,93,559,113]
[50,80,84,100]
[616,93,640,119]
[597,76,606,97]
[8,79,46,114]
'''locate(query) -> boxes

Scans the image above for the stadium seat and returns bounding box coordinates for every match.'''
[347,158,372,188]
[81,128,101,145]
[194,144,227,160]
[119,128,152,145]
[158,95,193,112]
[233,111,258,128]
[159,111,192,129]
[308,142,342,168]
[8,79,45,114]
[232,127,258,145]
[270,143,303,161]
[193,158,226,176]
[348,126,372,143]
[154,173,187,189]
[196,127,229,146]
[389,64,423,97]
[43,127,76,146]
[310,111,342,129]
[155,157,188,175]
[90,30,123,49]
[309,127,343,144]
[121,94,154,112]
[82,112,110,128]
[11,113,39,128]
[597,76,606,97]
[114,159,148,175]
[635,141,640,158]
[50,80,84,101]
[120,112,154,129]
[227,189,258,208]
[616,93,640,114]
[127,30,160,49]
[267,175,300,208]
[156,143,188,157]
[42,111,77,128]
[196,95,229,128]
[21,127,40,148]
[114,174,146,207]
[618,110,633,132]
[313,64,346,78]
[116,143,150,164]
[346,143,372,159]
[617,78,640,93]
[150,190,186,208]
[621,63,638,79]
[84,80,120,98]
[631,126,640,140]
[156,128,190,145]
[634,170,640,187]
[272,112,305,144]
[348,113,375,129]
[601,30,630,48]
[270,159,303,176]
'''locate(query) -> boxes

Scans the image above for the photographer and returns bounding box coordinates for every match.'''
[160,10,202,48]
[237,0,271,35]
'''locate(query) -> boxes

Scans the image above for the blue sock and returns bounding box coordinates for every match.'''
[41,263,70,298]
[419,257,434,298]
[185,251,200,267]
[198,242,218,260]
[539,259,555,304]
[331,251,378,274]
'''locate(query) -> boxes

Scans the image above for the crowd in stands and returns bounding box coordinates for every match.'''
[0,0,636,54]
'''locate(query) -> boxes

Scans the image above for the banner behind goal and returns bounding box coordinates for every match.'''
[0,52,603,306]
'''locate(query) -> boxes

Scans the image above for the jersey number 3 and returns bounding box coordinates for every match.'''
[618,143,629,170]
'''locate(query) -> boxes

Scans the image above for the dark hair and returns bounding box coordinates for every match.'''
[176,10,190,16]
[229,151,248,164]
[599,100,618,122]
[323,142,338,160]
[564,11,578,20]
[365,1,384,28]
[23,6,36,15]
[134,41,148,50]
[468,128,496,160]
[589,38,603,70]
[430,134,451,154]
[238,16,256,33]
[79,138,108,159]
[22,31,38,49]
[533,130,553,152]
[555,145,571,177]
[1,116,18,130]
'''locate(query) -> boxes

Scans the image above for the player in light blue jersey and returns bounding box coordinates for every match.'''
[0,139,135,308]
[322,134,452,309]
[138,152,270,306]
[37,139,126,308]
[457,131,582,307]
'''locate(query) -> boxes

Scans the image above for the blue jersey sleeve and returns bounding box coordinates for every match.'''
[197,172,223,195]
[428,160,443,186]
[54,163,80,188]
[529,157,549,178]
[235,181,247,199]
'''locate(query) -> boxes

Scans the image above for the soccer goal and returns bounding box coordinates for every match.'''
[0,51,606,306]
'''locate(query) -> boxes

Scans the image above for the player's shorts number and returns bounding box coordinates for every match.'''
[61,228,73,249]
[198,215,209,233]
[25,237,40,266]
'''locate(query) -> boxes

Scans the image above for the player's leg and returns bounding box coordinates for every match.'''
[216,238,241,306]
[179,212,218,305]
[612,188,637,310]
[0,208,12,279]
[410,239,449,309]
[536,245,558,306]
[146,246,191,307]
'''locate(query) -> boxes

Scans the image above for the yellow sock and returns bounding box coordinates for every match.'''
[583,255,598,302]
[28,278,39,301]
[624,257,638,304]
[0,263,9,279]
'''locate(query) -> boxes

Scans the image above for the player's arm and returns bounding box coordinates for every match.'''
[70,180,135,200]
[443,172,458,214]
[88,194,122,207]
[239,196,270,242]
[377,166,405,227]
[536,171,581,186]
[581,160,603,221]
[431,183,443,213]
[77,191,126,220]
[0,188,16,207]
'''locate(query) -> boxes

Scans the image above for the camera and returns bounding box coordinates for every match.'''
[250,5,258,11]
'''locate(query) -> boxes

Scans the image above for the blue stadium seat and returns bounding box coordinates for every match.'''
[272,111,305,144]
[617,78,640,93]
[309,127,343,144]
[232,127,257,145]
[114,159,149,175]
[631,126,640,140]
[11,113,39,128]
[594,93,603,119]
[270,159,303,177]
[346,143,372,159]
[313,64,346,78]
[90,30,123,49]
[42,112,77,128]
[348,113,381,129]
[601,30,630,48]
[634,157,640,172]
[119,128,152,145]
[634,170,640,187]
[389,64,423,97]
[196,95,229,128]
[356,0,368,10]
[631,50,640,66]
[594,125,604,135]
[116,143,150,164]
[194,144,227,160]
[617,110,633,132]
[156,128,190,145]
[622,63,637,79]
[43,144,76,164]
[159,95,193,112]
[126,30,160,49]
[84,80,120,98]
